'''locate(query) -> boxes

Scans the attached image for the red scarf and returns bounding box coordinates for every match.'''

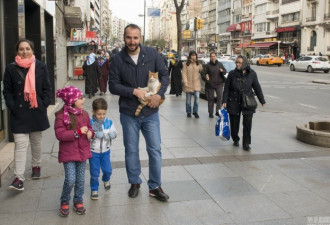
[15,55,37,108]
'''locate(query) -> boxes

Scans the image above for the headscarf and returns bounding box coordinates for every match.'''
[15,54,37,108]
[56,86,83,125]
[236,55,249,72]
[98,55,107,67]
[87,53,96,66]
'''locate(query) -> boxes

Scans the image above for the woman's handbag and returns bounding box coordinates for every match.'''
[242,93,258,110]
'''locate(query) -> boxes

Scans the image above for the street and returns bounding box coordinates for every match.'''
[248,65,330,116]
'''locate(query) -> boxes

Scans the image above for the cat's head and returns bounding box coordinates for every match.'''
[148,71,158,81]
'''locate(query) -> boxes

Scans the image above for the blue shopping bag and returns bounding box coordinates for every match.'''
[215,108,230,141]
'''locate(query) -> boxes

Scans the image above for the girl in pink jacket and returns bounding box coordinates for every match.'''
[54,86,94,217]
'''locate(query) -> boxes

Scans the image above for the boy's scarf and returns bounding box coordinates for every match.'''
[87,53,96,65]
[91,115,104,132]
[15,55,38,108]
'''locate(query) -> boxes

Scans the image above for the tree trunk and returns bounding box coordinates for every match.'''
[173,0,185,60]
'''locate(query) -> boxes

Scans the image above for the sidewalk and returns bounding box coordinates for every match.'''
[1,79,330,225]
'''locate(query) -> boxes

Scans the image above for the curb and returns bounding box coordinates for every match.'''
[312,80,330,85]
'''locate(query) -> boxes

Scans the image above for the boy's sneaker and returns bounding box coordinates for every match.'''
[59,201,69,217]
[104,181,111,190]
[149,187,169,202]
[32,166,41,179]
[8,178,24,191]
[73,202,86,215]
[91,191,99,200]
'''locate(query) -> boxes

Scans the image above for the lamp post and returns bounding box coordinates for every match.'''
[277,40,281,56]
[138,0,146,45]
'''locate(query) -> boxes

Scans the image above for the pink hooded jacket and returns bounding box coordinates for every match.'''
[55,110,93,163]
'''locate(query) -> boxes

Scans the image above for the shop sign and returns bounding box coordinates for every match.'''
[276,27,295,33]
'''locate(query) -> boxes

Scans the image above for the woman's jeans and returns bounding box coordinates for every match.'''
[120,112,162,190]
[186,91,200,114]
[13,132,42,181]
[89,150,112,191]
[61,161,86,203]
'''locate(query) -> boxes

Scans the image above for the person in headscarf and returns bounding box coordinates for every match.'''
[97,50,110,95]
[83,52,101,98]
[222,55,266,151]
[3,39,51,191]
[169,56,183,97]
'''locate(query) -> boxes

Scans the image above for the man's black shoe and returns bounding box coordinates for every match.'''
[149,187,169,202]
[187,113,192,118]
[243,145,251,151]
[233,141,239,147]
[128,184,140,198]
[209,113,214,118]
[193,112,199,119]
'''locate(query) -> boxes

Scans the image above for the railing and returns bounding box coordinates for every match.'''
[281,37,295,42]
[266,9,279,15]
[307,46,315,51]
[325,14,330,20]
[306,17,316,22]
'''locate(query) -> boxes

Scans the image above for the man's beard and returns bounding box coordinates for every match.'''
[125,43,139,53]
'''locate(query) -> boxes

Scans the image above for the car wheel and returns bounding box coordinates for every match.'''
[324,70,329,73]
[266,61,269,66]
[257,61,259,66]
[290,64,295,71]
[307,66,314,73]
[277,64,281,67]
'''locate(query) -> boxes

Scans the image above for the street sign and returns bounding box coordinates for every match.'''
[147,8,161,17]
[183,30,191,39]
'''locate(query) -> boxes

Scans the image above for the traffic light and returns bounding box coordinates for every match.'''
[194,17,198,31]
[197,19,204,30]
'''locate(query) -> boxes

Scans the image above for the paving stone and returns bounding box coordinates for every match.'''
[0,212,35,225]
[184,163,238,181]
[142,165,193,182]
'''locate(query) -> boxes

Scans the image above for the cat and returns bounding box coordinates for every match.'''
[135,71,165,116]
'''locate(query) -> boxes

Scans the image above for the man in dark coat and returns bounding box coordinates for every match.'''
[222,55,266,151]
[109,24,170,202]
[201,52,226,118]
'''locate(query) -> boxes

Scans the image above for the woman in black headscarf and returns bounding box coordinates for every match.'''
[222,55,266,151]
[169,57,183,96]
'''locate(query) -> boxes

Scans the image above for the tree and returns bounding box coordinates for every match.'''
[173,0,185,59]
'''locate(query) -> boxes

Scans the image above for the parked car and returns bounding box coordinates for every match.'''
[249,55,266,65]
[228,55,238,61]
[200,60,236,96]
[290,56,330,73]
[258,55,283,66]
[218,54,231,60]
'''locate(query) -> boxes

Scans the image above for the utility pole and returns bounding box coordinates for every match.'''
[143,0,146,45]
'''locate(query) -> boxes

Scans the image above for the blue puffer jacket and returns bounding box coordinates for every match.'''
[109,45,169,117]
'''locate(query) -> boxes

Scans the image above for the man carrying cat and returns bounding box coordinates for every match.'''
[109,24,170,202]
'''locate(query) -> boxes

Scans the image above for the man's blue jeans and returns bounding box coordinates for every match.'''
[186,91,200,114]
[120,112,162,190]
[89,150,112,191]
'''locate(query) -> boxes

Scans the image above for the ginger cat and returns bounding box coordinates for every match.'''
[135,71,165,116]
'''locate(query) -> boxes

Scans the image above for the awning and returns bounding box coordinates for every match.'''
[67,37,102,46]
[236,43,250,49]
[226,23,241,32]
[247,42,277,48]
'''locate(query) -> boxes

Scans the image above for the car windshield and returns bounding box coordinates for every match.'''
[221,61,236,73]
[315,57,328,62]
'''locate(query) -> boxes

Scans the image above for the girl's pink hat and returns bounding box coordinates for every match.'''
[56,86,83,105]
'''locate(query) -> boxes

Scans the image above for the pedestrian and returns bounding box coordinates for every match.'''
[3,39,51,191]
[55,86,94,216]
[157,46,168,68]
[319,52,323,56]
[182,50,203,118]
[109,24,170,202]
[169,56,183,96]
[201,52,227,118]
[222,55,266,151]
[89,98,117,200]
[97,50,110,95]
[82,52,101,98]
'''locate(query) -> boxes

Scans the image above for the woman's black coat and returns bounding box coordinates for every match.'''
[222,66,266,115]
[83,60,101,95]
[169,60,183,95]
[3,59,51,133]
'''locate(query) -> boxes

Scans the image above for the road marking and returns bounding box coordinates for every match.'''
[265,95,279,99]
[299,103,317,109]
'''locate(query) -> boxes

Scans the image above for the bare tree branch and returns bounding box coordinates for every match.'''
[173,0,186,59]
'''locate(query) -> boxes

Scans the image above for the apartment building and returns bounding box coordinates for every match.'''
[200,0,218,53]
[218,0,232,54]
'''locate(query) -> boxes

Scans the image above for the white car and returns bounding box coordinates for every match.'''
[218,54,231,60]
[290,56,330,73]
[249,55,266,65]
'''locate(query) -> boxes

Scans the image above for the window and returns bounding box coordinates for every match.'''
[235,15,241,23]
[311,3,316,18]
[255,23,267,32]
[256,4,267,14]
[282,12,299,23]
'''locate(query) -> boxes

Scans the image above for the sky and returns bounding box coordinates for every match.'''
[110,0,150,27]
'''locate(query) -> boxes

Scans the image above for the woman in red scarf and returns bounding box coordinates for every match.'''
[3,39,51,191]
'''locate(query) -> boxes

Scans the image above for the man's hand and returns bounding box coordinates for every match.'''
[220,68,224,72]
[206,74,210,81]
[148,94,161,108]
[133,88,147,100]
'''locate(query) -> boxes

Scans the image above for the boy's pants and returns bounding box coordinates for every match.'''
[89,150,112,191]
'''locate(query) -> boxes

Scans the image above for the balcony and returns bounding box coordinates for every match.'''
[307,46,315,51]
[64,6,83,28]
[265,31,277,35]
[266,9,279,19]
[306,17,316,22]
[325,14,330,20]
